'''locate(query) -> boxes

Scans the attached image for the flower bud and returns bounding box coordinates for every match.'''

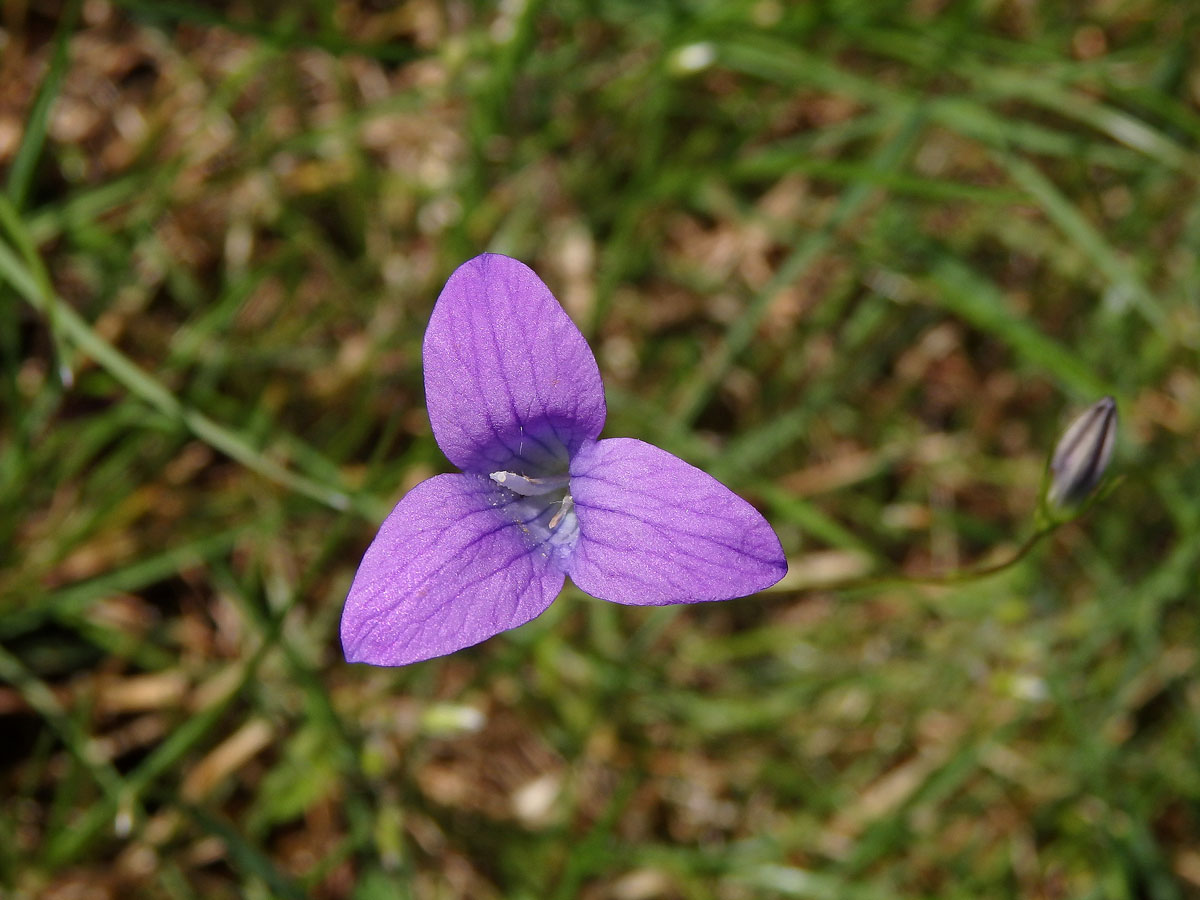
[1047,397,1117,509]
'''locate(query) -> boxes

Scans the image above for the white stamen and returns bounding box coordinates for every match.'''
[548,494,574,530]
[489,471,571,496]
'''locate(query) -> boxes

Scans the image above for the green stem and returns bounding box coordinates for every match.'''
[769,471,1121,597]
[771,526,1057,597]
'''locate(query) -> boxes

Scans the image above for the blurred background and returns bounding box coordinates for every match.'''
[2,1,1199,897]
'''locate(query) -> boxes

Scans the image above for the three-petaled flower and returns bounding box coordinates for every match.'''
[341,253,787,666]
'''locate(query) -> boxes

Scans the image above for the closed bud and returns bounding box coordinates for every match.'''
[1047,397,1117,509]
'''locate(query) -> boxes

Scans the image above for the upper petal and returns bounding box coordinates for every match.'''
[566,438,787,605]
[341,473,566,666]
[423,254,607,474]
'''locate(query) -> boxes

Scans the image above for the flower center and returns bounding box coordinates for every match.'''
[490,470,579,558]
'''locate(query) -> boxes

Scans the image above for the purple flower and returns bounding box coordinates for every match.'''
[341,253,787,666]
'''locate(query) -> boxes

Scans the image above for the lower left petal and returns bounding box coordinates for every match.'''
[341,473,565,666]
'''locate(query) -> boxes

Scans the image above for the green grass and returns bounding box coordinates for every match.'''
[2,1,1199,897]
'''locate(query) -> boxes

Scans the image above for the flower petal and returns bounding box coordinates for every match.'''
[341,474,565,666]
[566,438,787,605]
[423,253,607,474]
